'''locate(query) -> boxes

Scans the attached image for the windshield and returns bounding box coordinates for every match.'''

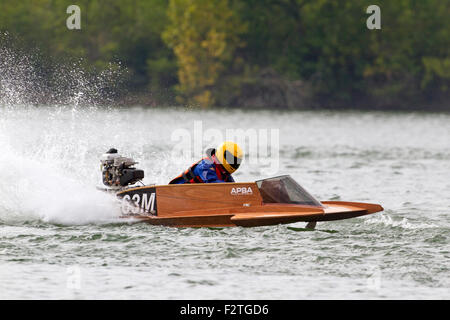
[256,175,323,207]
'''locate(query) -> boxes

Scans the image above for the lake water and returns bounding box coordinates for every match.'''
[0,105,449,299]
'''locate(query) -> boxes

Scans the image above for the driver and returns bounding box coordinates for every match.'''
[169,141,243,184]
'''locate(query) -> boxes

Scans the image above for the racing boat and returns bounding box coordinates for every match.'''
[98,150,383,228]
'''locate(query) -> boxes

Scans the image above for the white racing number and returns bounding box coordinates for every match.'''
[121,192,156,215]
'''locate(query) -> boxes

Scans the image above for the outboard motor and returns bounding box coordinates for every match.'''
[100,148,144,188]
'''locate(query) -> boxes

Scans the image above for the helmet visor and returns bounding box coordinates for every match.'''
[224,150,242,171]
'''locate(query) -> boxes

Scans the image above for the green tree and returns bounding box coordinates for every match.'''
[163,0,246,107]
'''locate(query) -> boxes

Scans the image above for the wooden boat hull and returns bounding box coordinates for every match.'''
[115,176,383,228]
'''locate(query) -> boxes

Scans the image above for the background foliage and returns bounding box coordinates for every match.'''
[0,0,449,109]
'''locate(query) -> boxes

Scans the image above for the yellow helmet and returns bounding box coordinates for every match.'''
[215,141,243,174]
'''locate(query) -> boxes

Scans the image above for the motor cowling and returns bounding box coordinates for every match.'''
[100,150,144,188]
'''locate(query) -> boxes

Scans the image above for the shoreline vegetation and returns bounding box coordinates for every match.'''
[0,0,449,110]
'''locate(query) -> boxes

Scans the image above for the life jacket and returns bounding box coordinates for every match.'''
[169,155,229,184]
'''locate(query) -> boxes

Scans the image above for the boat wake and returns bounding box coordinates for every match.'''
[0,34,125,107]
[0,38,127,226]
[0,145,121,225]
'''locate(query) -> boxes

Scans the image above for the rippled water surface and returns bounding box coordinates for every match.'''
[0,106,449,299]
